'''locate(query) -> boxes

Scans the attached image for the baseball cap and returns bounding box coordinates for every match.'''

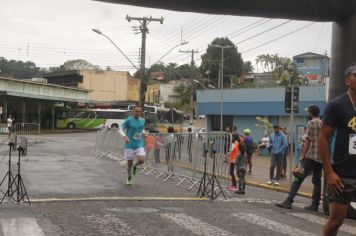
[345,64,356,77]
[243,128,251,134]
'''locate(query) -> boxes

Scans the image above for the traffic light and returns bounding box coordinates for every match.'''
[285,87,299,113]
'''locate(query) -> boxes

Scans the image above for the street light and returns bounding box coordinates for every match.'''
[152,41,189,65]
[212,44,233,131]
[193,79,215,89]
[92,28,139,71]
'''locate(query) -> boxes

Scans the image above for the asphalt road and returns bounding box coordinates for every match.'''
[0,132,355,236]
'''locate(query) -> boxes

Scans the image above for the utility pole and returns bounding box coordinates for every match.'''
[126,15,163,109]
[180,49,199,126]
[212,44,233,131]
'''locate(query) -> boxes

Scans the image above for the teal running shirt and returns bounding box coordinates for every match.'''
[122,116,145,149]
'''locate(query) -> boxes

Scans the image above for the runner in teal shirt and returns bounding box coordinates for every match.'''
[122,115,145,149]
[120,106,146,185]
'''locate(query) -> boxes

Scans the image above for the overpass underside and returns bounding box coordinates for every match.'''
[96,0,356,99]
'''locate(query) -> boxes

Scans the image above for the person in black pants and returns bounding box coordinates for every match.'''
[276,105,322,211]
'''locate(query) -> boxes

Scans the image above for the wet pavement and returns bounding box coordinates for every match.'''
[0,132,354,236]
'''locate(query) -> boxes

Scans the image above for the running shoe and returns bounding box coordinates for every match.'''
[267,180,273,185]
[126,176,132,185]
[132,166,137,176]
[227,185,238,191]
[274,181,280,186]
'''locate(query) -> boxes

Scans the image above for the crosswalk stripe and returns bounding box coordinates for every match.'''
[288,212,356,235]
[221,197,305,208]
[160,213,235,236]
[1,218,45,236]
[232,213,316,236]
[85,214,144,236]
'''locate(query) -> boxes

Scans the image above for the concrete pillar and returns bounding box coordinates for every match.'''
[38,103,41,127]
[51,104,55,130]
[2,96,7,123]
[330,12,356,99]
[21,101,26,123]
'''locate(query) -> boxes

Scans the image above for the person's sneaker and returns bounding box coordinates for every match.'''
[132,166,137,176]
[304,204,318,212]
[274,181,280,186]
[275,199,292,209]
[267,180,273,185]
[227,185,238,191]
[235,189,245,194]
[126,176,132,185]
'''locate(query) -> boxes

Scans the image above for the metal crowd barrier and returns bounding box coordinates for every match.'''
[91,129,233,198]
[13,123,40,135]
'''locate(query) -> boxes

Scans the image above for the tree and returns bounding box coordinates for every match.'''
[200,37,244,87]
[255,54,302,86]
[0,57,41,79]
[242,61,254,73]
[49,59,100,72]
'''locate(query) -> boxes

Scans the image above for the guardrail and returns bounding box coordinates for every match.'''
[13,123,40,135]
[91,129,232,199]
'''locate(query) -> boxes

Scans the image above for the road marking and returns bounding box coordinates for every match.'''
[1,218,45,236]
[288,212,356,235]
[221,197,305,208]
[86,214,144,236]
[161,213,235,236]
[30,196,209,203]
[232,213,316,236]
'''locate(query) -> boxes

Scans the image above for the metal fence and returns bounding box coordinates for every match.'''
[91,129,233,199]
[13,123,40,135]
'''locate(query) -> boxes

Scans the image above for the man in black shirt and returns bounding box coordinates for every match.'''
[319,64,356,236]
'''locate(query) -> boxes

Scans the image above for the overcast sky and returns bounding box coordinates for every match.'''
[0,0,332,73]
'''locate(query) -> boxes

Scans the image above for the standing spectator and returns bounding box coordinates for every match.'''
[281,127,290,178]
[232,126,239,137]
[268,125,288,186]
[228,134,240,191]
[187,127,193,162]
[154,133,162,164]
[319,64,356,235]
[276,105,323,211]
[165,126,175,172]
[243,129,253,174]
[7,115,14,139]
[236,135,246,194]
[145,131,155,160]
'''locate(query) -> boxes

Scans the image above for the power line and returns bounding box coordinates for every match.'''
[241,22,316,53]
[235,20,293,45]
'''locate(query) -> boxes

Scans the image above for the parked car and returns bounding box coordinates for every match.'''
[198,128,206,141]
[198,115,206,119]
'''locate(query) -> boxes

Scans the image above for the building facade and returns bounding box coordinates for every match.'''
[293,52,330,85]
[196,85,326,141]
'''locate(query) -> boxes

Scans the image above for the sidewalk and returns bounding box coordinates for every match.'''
[245,153,323,197]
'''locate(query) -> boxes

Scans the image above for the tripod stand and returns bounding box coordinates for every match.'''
[0,141,17,203]
[1,145,30,204]
[196,148,226,200]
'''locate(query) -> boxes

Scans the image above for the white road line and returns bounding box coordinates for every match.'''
[232,213,316,236]
[221,197,305,208]
[85,214,144,236]
[160,213,235,236]
[1,218,45,236]
[288,213,356,235]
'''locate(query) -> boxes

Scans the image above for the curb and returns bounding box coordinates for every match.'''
[245,180,313,198]
[28,196,209,203]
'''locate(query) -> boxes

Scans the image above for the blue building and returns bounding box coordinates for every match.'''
[293,52,330,85]
[196,85,326,142]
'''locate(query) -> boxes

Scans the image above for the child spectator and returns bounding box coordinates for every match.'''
[235,135,246,194]
[228,134,240,191]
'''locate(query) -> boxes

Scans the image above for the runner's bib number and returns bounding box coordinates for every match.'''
[349,134,356,155]
[133,132,142,140]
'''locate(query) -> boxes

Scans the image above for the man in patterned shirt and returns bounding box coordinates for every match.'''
[276,105,323,211]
